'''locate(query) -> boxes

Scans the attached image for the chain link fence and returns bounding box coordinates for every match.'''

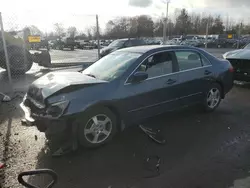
[0,12,101,94]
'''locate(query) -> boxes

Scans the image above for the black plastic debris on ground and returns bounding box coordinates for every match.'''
[139,125,166,144]
[139,124,166,178]
[143,155,161,178]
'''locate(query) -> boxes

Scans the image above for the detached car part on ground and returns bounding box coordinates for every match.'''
[20,45,234,148]
[0,31,51,74]
[223,43,250,82]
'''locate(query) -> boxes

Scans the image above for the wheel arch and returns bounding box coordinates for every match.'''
[215,80,225,99]
[103,104,124,132]
[70,102,124,132]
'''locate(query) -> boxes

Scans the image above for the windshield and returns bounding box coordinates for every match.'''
[244,43,250,49]
[82,51,141,81]
[108,40,125,48]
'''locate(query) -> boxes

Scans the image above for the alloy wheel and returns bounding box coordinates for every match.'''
[84,114,112,144]
[207,88,220,109]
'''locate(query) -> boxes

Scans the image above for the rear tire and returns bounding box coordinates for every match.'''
[76,107,117,148]
[8,47,33,74]
[202,83,222,112]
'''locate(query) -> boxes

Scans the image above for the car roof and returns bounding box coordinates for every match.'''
[117,45,198,54]
[115,38,144,41]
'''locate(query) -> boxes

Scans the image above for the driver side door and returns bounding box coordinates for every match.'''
[119,51,180,122]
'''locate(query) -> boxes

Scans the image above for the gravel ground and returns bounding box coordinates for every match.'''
[1,84,250,188]
[1,48,250,188]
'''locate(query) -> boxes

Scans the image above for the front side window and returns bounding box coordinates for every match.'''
[136,51,174,78]
[175,51,202,71]
[82,51,141,81]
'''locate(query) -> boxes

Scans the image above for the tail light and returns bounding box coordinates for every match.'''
[222,59,234,73]
[229,67,234,72]
[0,162,4,169]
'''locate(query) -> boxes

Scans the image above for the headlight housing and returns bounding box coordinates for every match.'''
[46,100,69,118]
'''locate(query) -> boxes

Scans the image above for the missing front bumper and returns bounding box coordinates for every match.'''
[20,102,68,134]
[20,102,35,124]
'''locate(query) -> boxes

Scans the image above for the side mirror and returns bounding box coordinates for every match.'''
[129,71,148,83]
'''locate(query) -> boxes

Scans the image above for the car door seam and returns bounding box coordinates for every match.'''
[128,92,203,113]
[128,98,179,113]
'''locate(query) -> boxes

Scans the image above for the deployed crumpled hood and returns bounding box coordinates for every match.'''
[27,72,107,101]
[224,49,250,59]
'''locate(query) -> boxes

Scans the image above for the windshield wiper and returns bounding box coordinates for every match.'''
[85,73,96,78]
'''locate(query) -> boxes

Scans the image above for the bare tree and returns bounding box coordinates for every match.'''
[101,10,250,38]
[67,26,77,38]
[26,25,43,36]
[54,23,65,38]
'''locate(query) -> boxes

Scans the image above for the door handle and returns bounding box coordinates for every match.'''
[204,70,212,75]
[166,79,177,85]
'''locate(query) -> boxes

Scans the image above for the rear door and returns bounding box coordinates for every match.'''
[120,51,180,121]
[174,50,213,106]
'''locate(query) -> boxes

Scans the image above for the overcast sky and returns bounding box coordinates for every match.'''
[0,0,250,32]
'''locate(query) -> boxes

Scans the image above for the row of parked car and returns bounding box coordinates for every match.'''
[49,35,250,53]
[165,36,250,49]
[99,37,250,58]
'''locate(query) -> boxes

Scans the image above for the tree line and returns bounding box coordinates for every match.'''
[103,8,250,39]
[23,8,250,40]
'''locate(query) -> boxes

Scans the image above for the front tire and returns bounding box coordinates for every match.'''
[77,107,117,148]
[203,83,222,112]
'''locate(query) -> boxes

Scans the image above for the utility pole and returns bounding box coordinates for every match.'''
[205,21,209,49]
[237,22,242,49]
[226,14,229,32]
[162,0,170,44]
[96,14,100,59]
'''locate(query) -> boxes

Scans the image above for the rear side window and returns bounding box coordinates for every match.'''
[201,55,211,66]
[175,51,202,71]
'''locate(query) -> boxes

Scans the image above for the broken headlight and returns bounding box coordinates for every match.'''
[46,100,69,118]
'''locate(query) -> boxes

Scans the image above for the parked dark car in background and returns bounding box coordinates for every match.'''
[100,38,146,58]
[20,45,234,148]
[223,43,250,81]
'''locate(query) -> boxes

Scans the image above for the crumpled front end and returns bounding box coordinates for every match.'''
[20,93,69,135]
